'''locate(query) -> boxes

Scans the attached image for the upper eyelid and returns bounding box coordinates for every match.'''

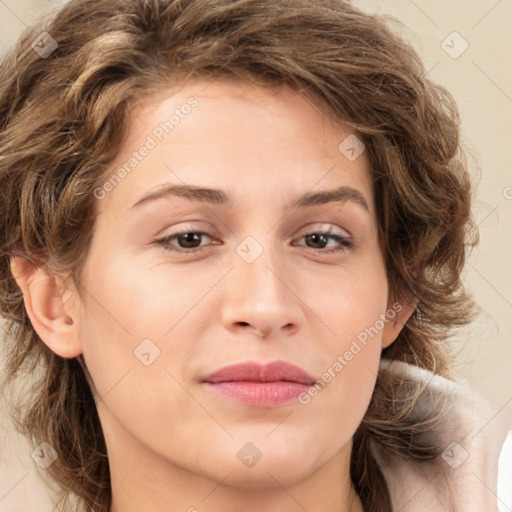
[161,221,351,236]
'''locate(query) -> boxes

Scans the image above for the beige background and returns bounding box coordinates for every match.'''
[0,0,511,510]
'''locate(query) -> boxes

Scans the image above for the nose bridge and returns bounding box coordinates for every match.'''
[221,232,301,336]
[235,233,288,303]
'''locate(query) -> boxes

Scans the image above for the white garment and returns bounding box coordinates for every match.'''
[370,359,511,512]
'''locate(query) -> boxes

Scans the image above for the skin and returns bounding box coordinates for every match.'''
[11,78,414,512]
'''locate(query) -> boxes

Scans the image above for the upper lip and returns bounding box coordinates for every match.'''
[201,360,316,385]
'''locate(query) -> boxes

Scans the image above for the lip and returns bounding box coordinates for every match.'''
[201,360,317,408]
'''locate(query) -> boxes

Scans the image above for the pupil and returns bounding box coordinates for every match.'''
[308,233,327,248]
[180,233,200,248]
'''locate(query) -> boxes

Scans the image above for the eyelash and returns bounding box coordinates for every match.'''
[153,226,354,255]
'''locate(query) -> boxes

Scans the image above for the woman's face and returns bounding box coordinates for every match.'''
[68,78,408,494]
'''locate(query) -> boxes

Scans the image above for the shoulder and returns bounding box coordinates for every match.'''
[369,358,510,512]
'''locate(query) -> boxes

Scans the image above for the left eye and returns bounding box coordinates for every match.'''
[294,231,353,253]
[154,228,353,254]
[155,231,217,252]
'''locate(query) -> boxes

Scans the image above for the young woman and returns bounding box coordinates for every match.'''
[0,1,508,511]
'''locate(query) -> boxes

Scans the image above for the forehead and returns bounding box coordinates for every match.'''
[96,78,375,215]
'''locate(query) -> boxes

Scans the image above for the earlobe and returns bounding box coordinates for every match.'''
[9,256,82,358]
[381,295,418,349]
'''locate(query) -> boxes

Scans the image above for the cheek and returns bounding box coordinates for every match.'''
[76,258,159,399]
[295,320,382,467]
[300,257,388,424]
[76,250,215,422]
[76,263,202,458]
[317,258,389,349]
[78,255,184,353]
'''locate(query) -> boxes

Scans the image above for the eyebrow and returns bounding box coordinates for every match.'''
[131,183,370,212]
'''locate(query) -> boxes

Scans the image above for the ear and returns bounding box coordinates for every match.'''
[10,256,82,358]
[381,294,418,349]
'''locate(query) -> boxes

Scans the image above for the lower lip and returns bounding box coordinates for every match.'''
[202,381,312,407]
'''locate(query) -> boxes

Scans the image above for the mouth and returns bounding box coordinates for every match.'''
[201,360,317,408]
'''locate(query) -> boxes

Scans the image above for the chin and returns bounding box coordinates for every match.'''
[198,441,324,490]
[217,461,314,490]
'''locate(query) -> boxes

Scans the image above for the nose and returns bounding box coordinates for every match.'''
[220,239,303,340]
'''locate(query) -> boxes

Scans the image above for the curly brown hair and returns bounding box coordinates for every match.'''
[0,0,478,511]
